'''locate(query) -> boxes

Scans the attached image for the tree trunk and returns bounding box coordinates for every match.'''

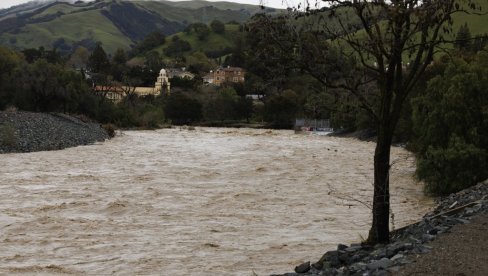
[367,124,392,244]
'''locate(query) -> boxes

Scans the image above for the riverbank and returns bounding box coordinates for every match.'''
[274,180,488,276]
[0,111,109,153]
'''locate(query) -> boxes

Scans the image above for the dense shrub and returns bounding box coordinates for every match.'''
[210,20,225,34]
[165,93,202,125]
[263,91,299,129]
[102,123,116,138]
[412,54,488,195]
[417,136,488,195]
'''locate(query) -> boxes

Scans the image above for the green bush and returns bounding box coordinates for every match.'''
[0,123,18,148]
[165,93,202,125]
[412,53,488,195]
[417,136,488,195]
[102,123,116,138]
[263,92,299,129]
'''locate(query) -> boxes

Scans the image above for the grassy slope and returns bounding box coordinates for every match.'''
[153,24,243,56]
[136,1,250,24]
[135,1,198,22]
[31,3,85,19]
[1,9,132,53]
[162,0,268,13]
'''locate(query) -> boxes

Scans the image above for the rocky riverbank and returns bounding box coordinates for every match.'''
[274,180,488,276]
[0,111,109,153]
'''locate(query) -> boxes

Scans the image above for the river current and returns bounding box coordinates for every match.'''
[0,127,433,275]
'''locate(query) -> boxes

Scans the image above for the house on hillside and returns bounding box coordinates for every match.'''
[93,68,171,102]
[203,73,215,84]
[203,66,245,86]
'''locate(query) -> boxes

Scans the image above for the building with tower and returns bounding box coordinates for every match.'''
[94,67,171,102]
[154,68,171,94]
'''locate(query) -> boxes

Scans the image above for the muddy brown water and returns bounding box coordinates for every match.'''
[0,128,433,275]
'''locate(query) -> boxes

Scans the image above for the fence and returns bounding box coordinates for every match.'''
[295,119,333,132]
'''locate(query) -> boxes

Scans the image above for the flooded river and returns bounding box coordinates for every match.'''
[0,128,433,275]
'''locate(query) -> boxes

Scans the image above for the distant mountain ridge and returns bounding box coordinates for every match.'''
[0,0,277,53]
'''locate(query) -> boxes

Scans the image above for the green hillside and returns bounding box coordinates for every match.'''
[30,2,86,19]
[138,1,250,24]
[0,0,266,54]
[451,0,488,36]
[156,24,243,54]
[162,0,279,14]
[1,9,133,53]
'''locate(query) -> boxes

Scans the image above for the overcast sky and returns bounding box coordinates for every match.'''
[0,0,313,10]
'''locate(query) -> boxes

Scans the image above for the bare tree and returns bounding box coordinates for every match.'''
[91,73,117,104]
[258,0,482,244]
[120,76,143,108]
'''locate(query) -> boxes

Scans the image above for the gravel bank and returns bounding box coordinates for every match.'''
[0,111,109,153]
[274,180,488,276]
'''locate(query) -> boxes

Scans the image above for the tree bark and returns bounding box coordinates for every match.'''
[368,123,393,244]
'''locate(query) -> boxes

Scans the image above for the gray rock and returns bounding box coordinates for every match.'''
[367,258,394,270]
[371,248,386,259]
[455,218,470,224]
[390,254,405,262]
[322,267,338,275]
[345,245,363,253]
[421,234,435,242]
[348,262,367,272]
[372,270,389,276]
[294,261,311,273]
[386,242,407,257]
[322,251,341,268]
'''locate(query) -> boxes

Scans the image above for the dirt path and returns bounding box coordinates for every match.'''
[397,213,488,276]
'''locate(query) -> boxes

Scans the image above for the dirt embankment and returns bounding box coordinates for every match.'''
[0,111,109,153]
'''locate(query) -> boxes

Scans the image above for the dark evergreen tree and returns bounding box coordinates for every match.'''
[112,48,127,65]
[455,23,472,50]
[88,43,110,73]
[192,23,210,41]
[210,20,225,34]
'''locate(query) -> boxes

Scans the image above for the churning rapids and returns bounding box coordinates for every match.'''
[0,128,433,275]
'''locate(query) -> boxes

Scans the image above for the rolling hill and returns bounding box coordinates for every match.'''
[0,0,276,54]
